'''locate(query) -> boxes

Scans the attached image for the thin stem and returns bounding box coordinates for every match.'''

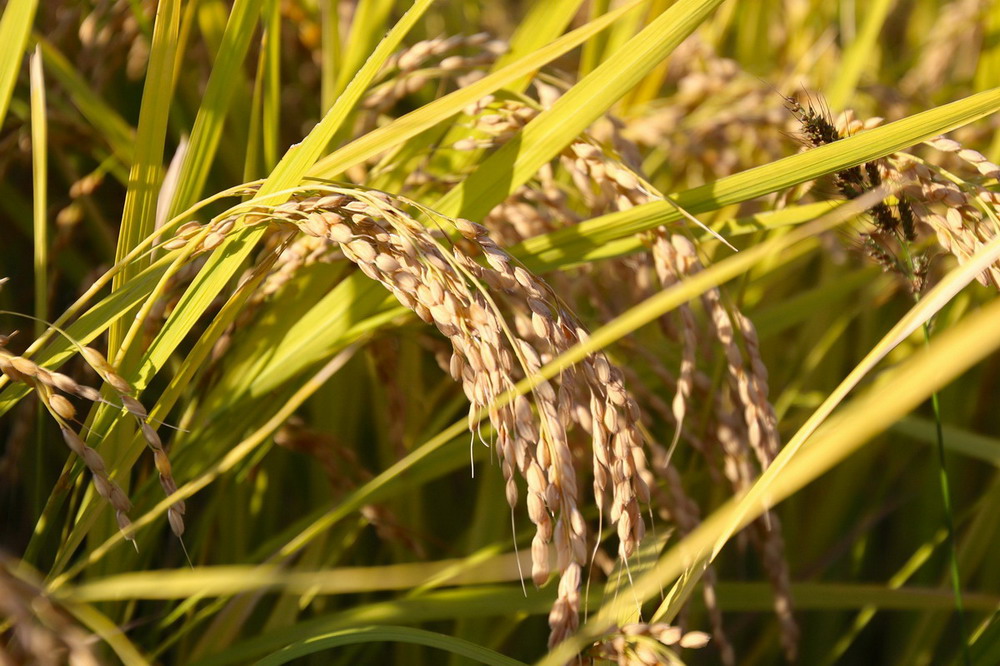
[922,321,971,666]
[897,230,970,666]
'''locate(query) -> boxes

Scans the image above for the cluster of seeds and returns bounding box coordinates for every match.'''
[363,34,507,115]
[0,335,183,541]
[785,97,932,295]
[443,76,795,658]
[925,136,1000,181]
[587,622,710,666]
[160,215,238,256]
[455,84,650,218]
[787,96,1000,294]
[453,94,541,152]
[469,89,583,244]
[241,186,650,646]
[489,110,747,658]
[678,249,780,469]
[156,65,806,658]
[893,138,1000,290]
[790,100,915,234]
[649,232,797,661]
[461,87,652,228]
[560,140,653,213]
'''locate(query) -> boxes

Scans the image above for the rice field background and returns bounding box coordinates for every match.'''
[2,0,1000,664]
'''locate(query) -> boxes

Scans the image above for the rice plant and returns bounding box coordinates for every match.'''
[2,0,1000,664]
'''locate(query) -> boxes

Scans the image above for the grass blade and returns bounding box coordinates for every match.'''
[0,0,38,127]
